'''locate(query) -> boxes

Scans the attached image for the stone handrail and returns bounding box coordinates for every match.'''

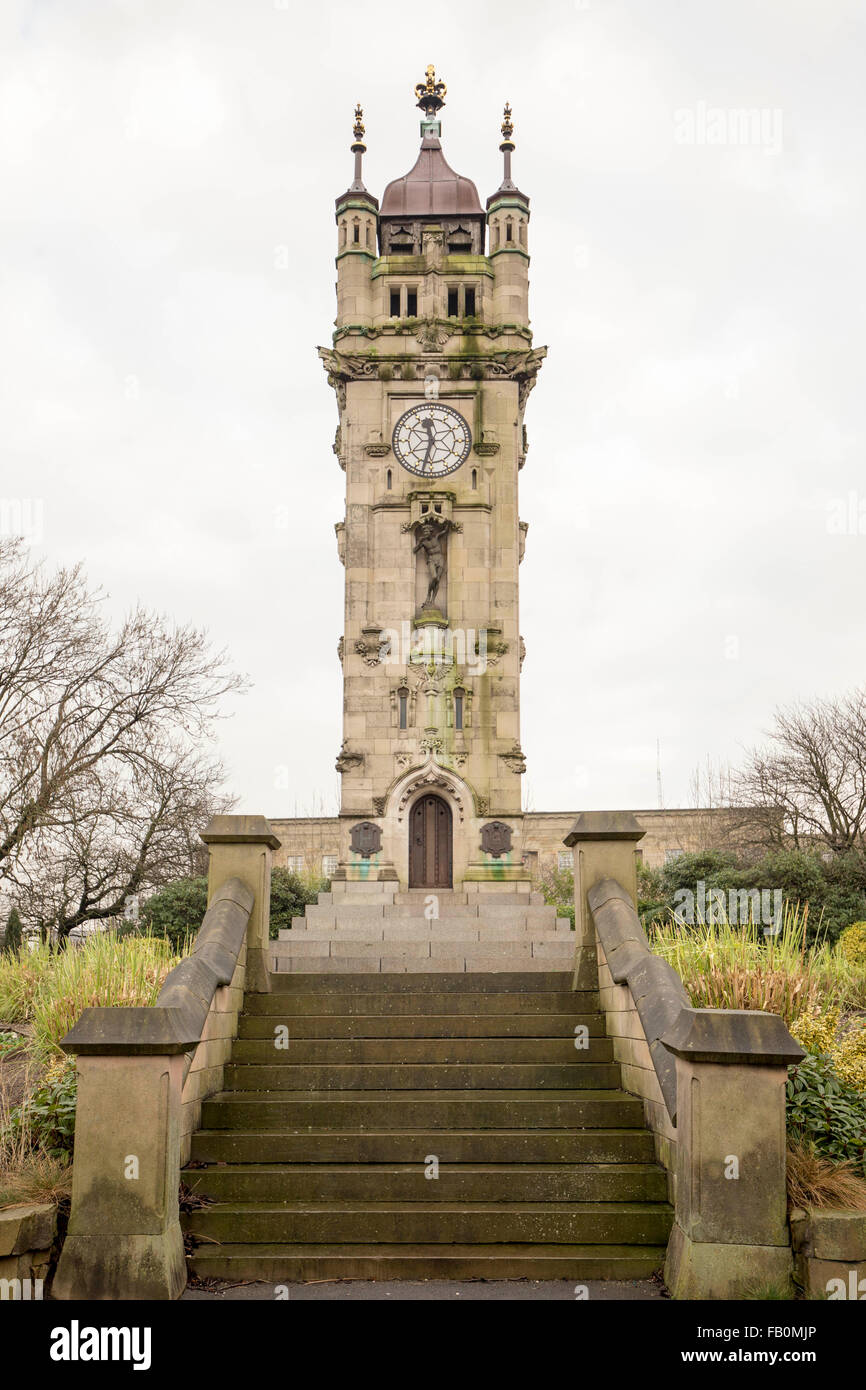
[587,877,689,1122]
[53,814,280,1301]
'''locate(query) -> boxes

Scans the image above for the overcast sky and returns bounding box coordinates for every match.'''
[2,0,865,820]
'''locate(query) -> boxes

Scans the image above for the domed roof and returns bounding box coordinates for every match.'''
[380,133,484,219]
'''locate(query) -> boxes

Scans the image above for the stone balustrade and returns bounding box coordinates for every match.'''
[566,811,805,1299]
[52,815,279,1301]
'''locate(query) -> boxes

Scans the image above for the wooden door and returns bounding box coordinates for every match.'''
[409,795,452,889]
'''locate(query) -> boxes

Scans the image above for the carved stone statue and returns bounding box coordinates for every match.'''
[413,517,448,609]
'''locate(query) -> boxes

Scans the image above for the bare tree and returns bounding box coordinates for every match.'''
[0,540,246,936]
[733,690,866,854]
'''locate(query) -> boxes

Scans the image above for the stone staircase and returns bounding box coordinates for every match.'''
[183,963,673,1281]
[271,884,574,974]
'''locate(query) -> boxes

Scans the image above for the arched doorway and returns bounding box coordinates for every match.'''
[409,794,452,888]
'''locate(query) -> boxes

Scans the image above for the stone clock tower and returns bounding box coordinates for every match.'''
[320,69,546,890]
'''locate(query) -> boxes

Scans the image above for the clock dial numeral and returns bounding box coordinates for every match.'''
[391,404,472,477]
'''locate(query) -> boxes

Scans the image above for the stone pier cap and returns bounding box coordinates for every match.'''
[662,1007,805,1067]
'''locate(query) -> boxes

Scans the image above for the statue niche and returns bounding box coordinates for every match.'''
[409,514,454,616]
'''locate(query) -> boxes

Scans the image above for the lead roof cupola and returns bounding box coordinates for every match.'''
[378,66,485,255]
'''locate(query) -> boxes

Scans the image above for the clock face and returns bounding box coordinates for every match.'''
[392,403,472,478]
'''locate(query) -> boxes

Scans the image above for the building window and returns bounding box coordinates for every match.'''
[353,222,360,244]
[322,855,338,877]
[664,849,685,863]
[447,287,459,317]
[386,468,392,490]
[558,850,574,871]
[471,468,477,489]
[398,686,409,730]
[464,287,476,316]
[389,288,401,316]
[454,687,465,731]
[505,219,513,242]
[406,289,417,316]
[286,855,304,873]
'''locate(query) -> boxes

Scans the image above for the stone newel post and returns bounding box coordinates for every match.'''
[564,811,645,989]
[200,815,280,993]
[662,1008,804,1298]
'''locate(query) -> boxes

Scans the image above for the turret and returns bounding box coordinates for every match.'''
[335,104,378,328]
[486,104,530,326]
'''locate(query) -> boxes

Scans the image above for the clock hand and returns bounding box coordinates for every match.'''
[420,417,436,471]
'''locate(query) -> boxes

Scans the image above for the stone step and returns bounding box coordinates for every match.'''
[222,1062,622,1090]
[390,891,543,906]
[276,932,572,949]
[184,1162,668,1205]
[244,984,593,1014]
[230,1036,614,1064]
[330,882,397,896]
[200,1089,646,1131]
[182,1200,674,1247]
[280,923,573,939]
[189,1126,656,1166]
[302,906,559,925]
[270,955,573,975]
[187,1242,669,1283]
[237,1012,606,1039]
[262,971,574,995]
[272,940,574,959]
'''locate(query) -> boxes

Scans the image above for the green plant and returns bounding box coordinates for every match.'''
[839,921,866,969]
[269,867,324,938]
[4,1057,78,1161]
[786,1053,866,1174]
[141,877,208,950]
[651,903,844,1020]
[536,865,573,908]
[28,932,182,1059]
[0,1030,24,1058]
[2,907,23,956]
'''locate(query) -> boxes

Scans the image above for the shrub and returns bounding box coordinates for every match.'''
[142,869,327,943]
[269,868,324,938]
[141,877,208,950]
[536,865,573,909]
[786,1052,866,1174]
[659,850,739,900]
[839,921,866,969]
[2,907,23,956]
[791,1008,866,1094]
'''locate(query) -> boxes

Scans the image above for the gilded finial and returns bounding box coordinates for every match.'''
[501,103,514,143]
[414,64,447,117]
[353,103,365,144]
